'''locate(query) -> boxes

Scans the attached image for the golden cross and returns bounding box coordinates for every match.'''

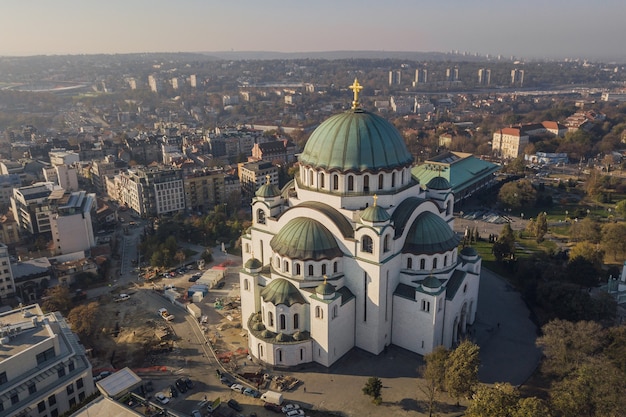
[323,275,327,284]
[265,174,271,184]
[349,78,363,109]
[373,194,378,207]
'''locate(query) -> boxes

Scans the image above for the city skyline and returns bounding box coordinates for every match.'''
[2,0,626,61]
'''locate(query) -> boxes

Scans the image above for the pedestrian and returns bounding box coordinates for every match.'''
[303,386,306,393]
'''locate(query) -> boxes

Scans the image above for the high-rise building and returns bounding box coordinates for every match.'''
[148,75,158,93]
[0,243,15,299]
[239,80,481,367]
[414,68,428,85]
[0,304,97,416]
[50,191,96,255]
[10,182,64,235]
[478,68,491,86]
[388,70,401,86]
[118,166,185,217]
[511,69,525,86]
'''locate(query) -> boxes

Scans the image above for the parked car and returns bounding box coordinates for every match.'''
[286,410,305,417]
[220,376,233,386]
[230,383,244,393]
[175,378,188,393]
[183,376,194,389]
[191,410,202,417]
[282,404,300,413]
[188,275,200,282]
[264,403,282,413]
[227,399,243,412]
[155,392,169,404]
[216,281,225,289]
[169,384,178,398]
[243,387,261,398]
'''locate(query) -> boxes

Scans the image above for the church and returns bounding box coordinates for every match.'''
[239,80,481,367]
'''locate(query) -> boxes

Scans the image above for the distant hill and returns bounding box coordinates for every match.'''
[199,50,492,62]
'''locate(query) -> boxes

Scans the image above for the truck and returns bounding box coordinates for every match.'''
[260,390,283,405]
[158,308,174,321]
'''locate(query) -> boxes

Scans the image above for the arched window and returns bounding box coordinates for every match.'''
[296,264,301,275]
[321,264,327,275]
[244,279,249,291]
[364,175,370,192]
[300,348,304,361]
[258,344,263,358]
[378,174,384,190]
[333,174,339,190]
[279,314,286,330]
[275,257,280,268]
[277,349,283,362]
[293,314,299,329]
[284,261,289,272]
[362,235,373,253]
[257,209,265,224]
[444,255,447,267]
[333,261,338,273]
[309,170,314,186]
[320,172,325,188]
[446,201,452,215]
[268,311,274,326]
[391,172,396,187]
[308,265,314,276]
[332,305,338,319]
[420,259,426,270]
[348,175,354,191]
[433,258,438,269]
[383,235,390,252]
[315,306,323,319]
[407,258,413,269]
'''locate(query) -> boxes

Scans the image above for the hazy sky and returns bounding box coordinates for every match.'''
[2,0,625,60]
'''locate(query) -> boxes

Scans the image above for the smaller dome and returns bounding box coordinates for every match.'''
[404,211,460,254]
[270,217,342,261]
[261,329,275,339]
[252,322,265,331]
[315,281,335,296]
[421,275,442,289]
[460,246,478,257]
[256,182,281,198]
[251,312,262,322]
[427,176,451,190]
[260,278,307,306]
[275,332,292,342]
[245,257,263,270]
[293,331,306,341]
[361,205,390,223]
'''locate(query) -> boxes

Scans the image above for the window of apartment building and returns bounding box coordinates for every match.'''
[66,384,74,395]
[36,347,55,365]
[48,394,56,406]
[10,391,18,405]
[51,409,59,417]
[38,401,46,412]
[69,397,76,408]
[28,382,36,394]
[0,371,6,384]
[57,366,65,378]
[68,361,75,372]
[78,391,85,402]
[76,378,83,389]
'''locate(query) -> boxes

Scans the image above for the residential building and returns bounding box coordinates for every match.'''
[239,80,480,368]
[49,150,80,166]
[389,70,401,86]
[0,243,15,299]
[43,165,79,192]
[118,166,185,217]
[251,140,297,164]
[90,157,127,195]
[0,174,22,209]
[0,304,96,417]
[183,168,228,214]
[12,258,53,302]
[492,127,529,159]
[50,191,97,255]
[10,182,64,235]
[511,69,525,86]
[0,210,20,247]
[237,161,278,199]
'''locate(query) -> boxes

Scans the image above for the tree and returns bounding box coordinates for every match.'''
[444,340,480,405]
[512,397,552,417]
[615,199,626,218]
[362,376,383,404]
[567,243,604,272]
[67,302,100,340]
[492,223,515,262]
[174,250,186,265]
[418,346,449,417]
[464,383,520,417]
[41,285,72,314]
[569,216,601,243]
[536,319,605,378]
[564,255,601,287]
[498,179,537,209]
[534,212,548,242]
[601,222,626,261]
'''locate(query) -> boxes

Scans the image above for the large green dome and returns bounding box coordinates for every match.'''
[403,211,460,254]
[260,278,307,306]
[299,108,413,172]
[270,217,343,261]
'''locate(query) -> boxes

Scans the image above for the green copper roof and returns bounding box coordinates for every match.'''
[403,211,460,254]
[260,278,307,306]
[426,176,451,190]
[280,201,354,239]
[460,246,478,257]
[256,183,281,198]
[270,217,343,261]
[299,108,413,172]
[360,205,391,223]
[245,257,263,270]
[391,197,428,238]
[421,275,443,289]
[315,281,335,296]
